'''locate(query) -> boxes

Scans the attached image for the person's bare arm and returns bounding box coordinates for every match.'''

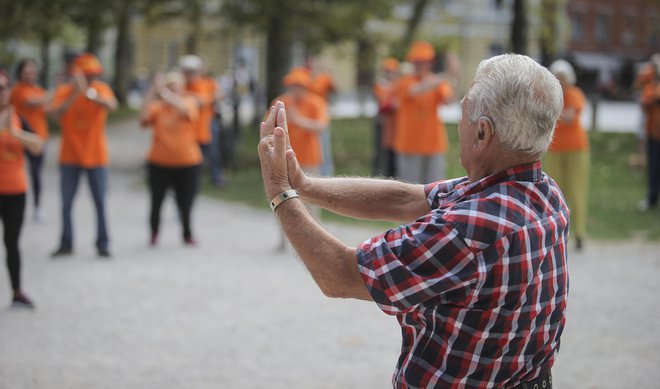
[287,105,327,132]
[0,108,43,155]
[262,102,430,223]
[258,106,372,300]
[159,89,190,117]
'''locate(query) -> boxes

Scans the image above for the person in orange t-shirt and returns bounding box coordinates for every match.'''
[0,70,44,308]
[544,59,590,250]
[48,53,118,258]
[394,41,455,184]
[640,56,660,211]
[268,68,329,250]
[10,58,50,221]
[373,57,400,177]
[140,71,202,246]
[304,57,335,176]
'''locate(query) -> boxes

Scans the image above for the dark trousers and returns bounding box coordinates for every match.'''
[148,163,200,239]
[648,138,660,206]
[59,165,109,251]
[0,194,25,290]
[25,150,44,208]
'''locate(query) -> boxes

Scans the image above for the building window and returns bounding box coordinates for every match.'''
[595,14,609,44]
[622,15,636,46]
[571,12,584,42]
[149,40,162,69]
[167,41,179,68]
[651,16,660,49]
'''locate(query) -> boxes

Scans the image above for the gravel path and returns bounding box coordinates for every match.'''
[1,119,659,388]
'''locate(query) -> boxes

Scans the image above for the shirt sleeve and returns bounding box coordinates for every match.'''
[50,85,72,110]
[435,80,453,105]
[356,213,478,315]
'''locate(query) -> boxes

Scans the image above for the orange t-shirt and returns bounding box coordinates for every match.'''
[374,80,398,148]
[549,86,589,152]
[186,77,216,145]
[309,73,335,101]
[272,92,329,167]
[0,113,28,194]
[10,82,49,139]
[393,76,453,155]
[641,81,660,141]
[52,80,115,167]
[143,98,202,167]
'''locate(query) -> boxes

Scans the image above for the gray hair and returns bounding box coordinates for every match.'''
[549,59,577,85]
[465,54,563,155]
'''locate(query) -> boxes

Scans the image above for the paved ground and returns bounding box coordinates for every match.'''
[1,119,659,389]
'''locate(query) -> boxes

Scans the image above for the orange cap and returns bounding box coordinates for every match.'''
[406,41,435,62]
[382,57,400,72]
[73,53,103,76]
[283,67,312,88]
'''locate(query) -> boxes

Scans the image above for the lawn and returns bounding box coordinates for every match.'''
[204,117,660,242]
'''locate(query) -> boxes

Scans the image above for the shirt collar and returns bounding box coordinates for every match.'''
[458,161,543,197]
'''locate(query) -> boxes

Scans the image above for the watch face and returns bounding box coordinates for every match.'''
[86,88,98,100]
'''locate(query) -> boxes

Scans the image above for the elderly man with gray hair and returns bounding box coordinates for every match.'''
[258,54,568,388]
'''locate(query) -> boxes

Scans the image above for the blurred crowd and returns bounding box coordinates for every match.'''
[2,43,660,309]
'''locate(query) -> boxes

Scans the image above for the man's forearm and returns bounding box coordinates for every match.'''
[297,177,429,223]
[275,197,372,300]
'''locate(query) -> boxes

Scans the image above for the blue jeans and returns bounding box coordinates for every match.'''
[209,116,225,184]
[320,127,334,177]
[59,165,109,251]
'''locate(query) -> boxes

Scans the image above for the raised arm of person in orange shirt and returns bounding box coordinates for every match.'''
[287,104,328,133]
[0,108,43,155]
[47,71,86,118]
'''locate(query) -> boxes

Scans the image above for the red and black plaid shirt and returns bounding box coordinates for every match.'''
[357,161,569,388]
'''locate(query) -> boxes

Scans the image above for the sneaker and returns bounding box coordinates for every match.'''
[184,236,197,246]
[51,248,73,258]
[637,199,657,212]
[576,237,584,252]
[12,292,35,309]
[98,249,112,258]
[33,208,46,223]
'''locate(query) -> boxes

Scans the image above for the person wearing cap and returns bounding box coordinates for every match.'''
[10,58,50,222]
[373,57,400,177]
[268,67,329,250]
[544,60,589,251]
[140,72,202,246]
[304,56,335,177]
[0,69,44,308]
[394,41,455,184]
[49,53,118,258]
[179,55,223,185]
[258,54,568,388]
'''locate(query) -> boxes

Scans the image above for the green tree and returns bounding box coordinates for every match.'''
[221,0,396,104]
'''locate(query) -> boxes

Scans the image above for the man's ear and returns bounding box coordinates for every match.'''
[476,116,494,146]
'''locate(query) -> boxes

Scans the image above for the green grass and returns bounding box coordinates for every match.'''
[203,117,660,241]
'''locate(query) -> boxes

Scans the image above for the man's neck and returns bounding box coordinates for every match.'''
[468,152,539,183]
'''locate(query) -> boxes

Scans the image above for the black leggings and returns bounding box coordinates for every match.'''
[26,151,44,208]
[0,194,25,290]
[148,163,200,239]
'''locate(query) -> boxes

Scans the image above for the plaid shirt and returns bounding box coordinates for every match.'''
[357,162,569,388]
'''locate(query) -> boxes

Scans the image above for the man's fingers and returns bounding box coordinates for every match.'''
[276,106,291,148]
[261,100,283,138]
[273,127,287,160]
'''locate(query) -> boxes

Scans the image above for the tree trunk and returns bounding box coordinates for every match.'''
[39,31,51,88]
[397,0,431,57]
[511,0,528,54]
[113,1,131,105]
[185,0,203,54]
[265,15,291,105]
[86,17,103,55]
[539,0,559,66]
[356,36,376,116]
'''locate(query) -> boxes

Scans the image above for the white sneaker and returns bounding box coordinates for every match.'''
[33,208,46,223]
[637,200,653,212]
